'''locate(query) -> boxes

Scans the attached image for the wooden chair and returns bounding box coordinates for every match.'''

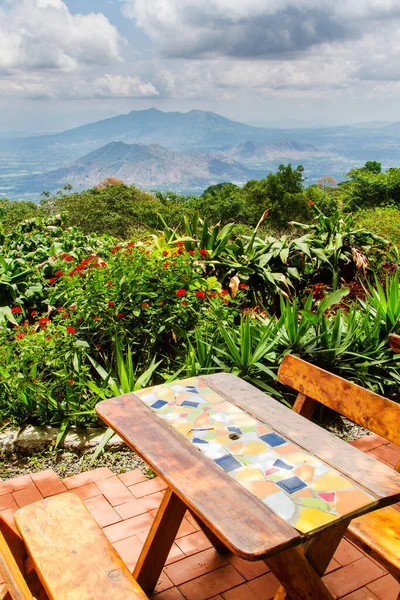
[278,354,400,597]
[0,493,148,600]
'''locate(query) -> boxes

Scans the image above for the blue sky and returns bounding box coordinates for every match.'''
[0,0,400,132]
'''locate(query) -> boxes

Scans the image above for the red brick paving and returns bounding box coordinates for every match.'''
[0,433,399,599]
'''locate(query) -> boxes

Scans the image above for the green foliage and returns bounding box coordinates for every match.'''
[0,199,41,233]
[244,164,310,229]
[342,162,400,211]
[356,207,400,248]
[1,163,400,433]
[45,184,189,238]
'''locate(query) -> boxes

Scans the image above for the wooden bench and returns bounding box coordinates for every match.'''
[0,493,148,600]
[278,354,400,597]
[389,333,400,354]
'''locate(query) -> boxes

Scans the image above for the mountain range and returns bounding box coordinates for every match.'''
[1,108,400,198]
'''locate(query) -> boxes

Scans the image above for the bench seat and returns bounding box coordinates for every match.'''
[347,506,400,579]
[12,493,148,600]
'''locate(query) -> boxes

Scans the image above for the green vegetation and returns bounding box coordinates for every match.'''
[1,162,399,438]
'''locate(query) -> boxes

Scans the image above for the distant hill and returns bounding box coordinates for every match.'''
[24,141,267,193]
[0,109,278,154]
[218,140,332,167]
[3,108,400,199]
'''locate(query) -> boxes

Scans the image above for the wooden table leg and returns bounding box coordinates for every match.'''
[269,520,350,600]
[133,488,187,594]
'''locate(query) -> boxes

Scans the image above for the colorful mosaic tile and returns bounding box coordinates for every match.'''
[135,377,375,534]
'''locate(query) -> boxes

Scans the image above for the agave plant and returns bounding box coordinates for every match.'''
[291,204,393,290]
[88,338,161,458]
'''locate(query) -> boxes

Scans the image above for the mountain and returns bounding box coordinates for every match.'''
[3,108,400,199]
[218,140,332,167]
[23,141,266,194]
[0,108,278,154]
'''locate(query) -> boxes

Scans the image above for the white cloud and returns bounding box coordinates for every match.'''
[124,0,400,59]
[0,0,160,100]
[0,0,122,74]
[94,74,159,97]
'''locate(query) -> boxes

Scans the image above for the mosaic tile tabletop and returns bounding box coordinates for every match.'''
[135,377,375,534]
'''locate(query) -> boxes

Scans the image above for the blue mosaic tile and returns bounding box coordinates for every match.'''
[277,476,307,494]
[192,437,208,444]
[214,455,242,472]
[260,433,286,447]
[181,400,200,408]
[228,427,242,434]
[273,459,293,470]
[151,400,168,409]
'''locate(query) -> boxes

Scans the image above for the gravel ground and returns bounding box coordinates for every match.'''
[0,448,154,481]
[1,411,370,481]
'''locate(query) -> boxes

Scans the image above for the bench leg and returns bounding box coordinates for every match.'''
[133,487,187,594]
[270,520,350,600]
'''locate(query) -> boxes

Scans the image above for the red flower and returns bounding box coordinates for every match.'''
[55,271,64,277]
[48,277,57,285]
[181,301,187,306]
[30,310,37,317]
[127,242,135,248]
[16,332,25,340]
[38,317,50,324]
[176,289,187,297]
[188,250,195,256]
[159,301,165,305]
[107,301,115,307]
[94,316,100,321]
[63,255,74,261]
[141,303,150,308]
[177,247,184,255]
[62,312,69,318]
[69,304,76,309]
[46,335,52,341]
[195,291,205,299]
[117,313,125,319]
[67,379,74,385]
[221,289,229,295]
[77,317,83,322]
[11,307,22,314]
[106,281,114,286]
[68,271,76,277]
[223,298,229,304]
[66,326,76,334]
[99,262,107,267]
[175,241,184,247]
[162,250,169,256]
[199,249,207,258]
[239,283,249,289]
[162,262,170,268]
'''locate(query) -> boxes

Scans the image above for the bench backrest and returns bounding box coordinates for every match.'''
[389,333,400,354]
[278,354,400,447]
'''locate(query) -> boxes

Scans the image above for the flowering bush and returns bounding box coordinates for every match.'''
[0,210,399,430]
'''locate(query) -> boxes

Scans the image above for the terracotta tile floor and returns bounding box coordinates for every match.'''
[1,433,399,600]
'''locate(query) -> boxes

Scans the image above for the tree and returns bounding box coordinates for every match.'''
[317,176,337,189]
[243,164,309,229]
[364,161,382,174]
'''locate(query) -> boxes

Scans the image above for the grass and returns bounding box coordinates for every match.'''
[356,206,400,248]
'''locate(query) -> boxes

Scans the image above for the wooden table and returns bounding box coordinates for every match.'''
[96,374,400,600]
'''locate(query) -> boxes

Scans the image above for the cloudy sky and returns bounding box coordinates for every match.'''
[1,0,400,131]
